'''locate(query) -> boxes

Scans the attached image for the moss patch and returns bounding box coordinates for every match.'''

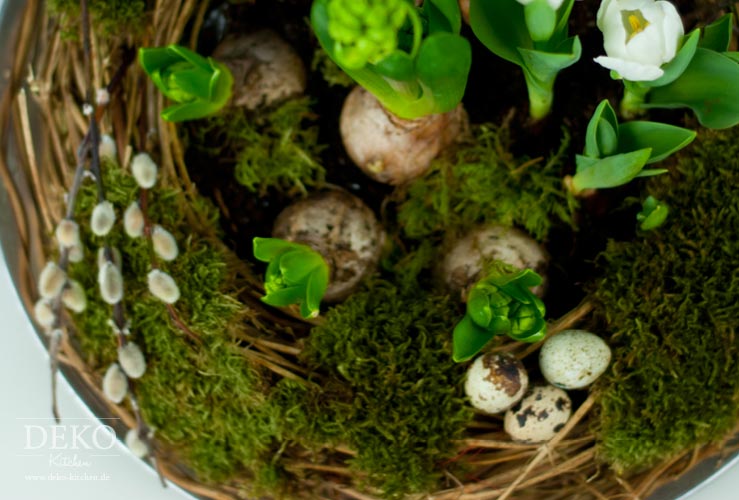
[592,127,739,472]
[397,124,578,242]
[48,0,147,37]
[189,97,326,195]
[302,281,472,497]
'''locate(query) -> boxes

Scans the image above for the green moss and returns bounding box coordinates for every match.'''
[311,47,354,88]
[48,0,147,37]
[190,97,326,195]
[302,282,472,497]
[592,127,739,472]
[397,124,578,242]
[67,164,311,490]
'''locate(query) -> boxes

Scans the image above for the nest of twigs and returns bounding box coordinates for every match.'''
[2,1,739,499]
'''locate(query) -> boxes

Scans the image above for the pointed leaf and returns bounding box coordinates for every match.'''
[253,237,295,262]
[584,99,619,158]
[373,51,416,82]
[261,286,305,307]
[647,48,739,129]
[279,249,323,284]
[424,0,462,34]
[138,47,181,75]
[517,36,581,84]
[171,67,212,100]
[415,33,472,114]
[305,265,329,316]
[617,121,696,164]
[469,0,530,66]
[634,168,668,178]
[453,314,496,362]
[700,14,733,52]
[467,287,493,328]
[571,148,652,191]
[646,29,700,87]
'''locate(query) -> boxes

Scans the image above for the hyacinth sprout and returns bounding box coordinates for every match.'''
[139,44,233,122]
[469,0,581,120]
[637,195,669,231]
[311,0,471,119]
[595,2,739,127]
[567,99,695,194]
[453,268,546,362]
[253,237,329,319]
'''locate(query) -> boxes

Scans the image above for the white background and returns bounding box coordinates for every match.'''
[0,0,737,499]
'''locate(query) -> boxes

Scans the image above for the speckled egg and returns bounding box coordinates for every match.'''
[539,330,612,390]
[465,353,529,414]
[504,385,571,443]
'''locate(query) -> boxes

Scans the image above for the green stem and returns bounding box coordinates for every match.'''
[405,3,423,60]
[621,81,650,119]
[523,71,554,121]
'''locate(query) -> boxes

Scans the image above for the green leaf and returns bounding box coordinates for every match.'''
[467,287,493,328]
[253,237,296,262]
[424,0,462,34]
[261,286,306,307]
[523,0,557,42]
[415,33,472,114]
[551,0,575,43]
[138,47,181,75]
[517,35,581,84]
[165,44,211,71]
[634,168,668,178]
[617,121,696,164]
[509,315,546,342]
[278,249,322,284]
[469,0,530,66]
[646,48,739,129]
[700,14,733,52]
[452,314,496,362]
[373,51,416,81]
[305,265,329,316]
[646,29,700,87]
[571,148,652,191]
[637,196,670,230]
[170,67,212,100]
[584,100,619,158]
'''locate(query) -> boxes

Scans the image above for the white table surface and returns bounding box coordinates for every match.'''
[2,248,738,500]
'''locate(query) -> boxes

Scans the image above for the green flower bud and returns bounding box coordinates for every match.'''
[327,0,410,69]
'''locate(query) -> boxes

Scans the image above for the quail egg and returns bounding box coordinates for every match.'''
[539,330,612,390]
[504,385,572,443]
[465,353,529,414]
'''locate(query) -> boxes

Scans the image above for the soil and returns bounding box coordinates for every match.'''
[184,0,733,319]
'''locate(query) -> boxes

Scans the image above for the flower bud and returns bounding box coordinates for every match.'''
[55,219,80,248]
[118,342,147,379]
[97,247,122,270]
[34,299,55,328]
[102,363,128,404]
[125,428,149,458]
[152,225,178,261]
[39,262,66,299]
[99,134,117,162]
[91,201,116,236]
[124,202,145,238]
[68,243,84,263]
[147,269,180,304]
[131,153,158,189]
[98,261,123,304]
[62,280,87,313]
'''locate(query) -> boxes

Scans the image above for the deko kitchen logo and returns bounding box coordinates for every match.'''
[18,418,120,481]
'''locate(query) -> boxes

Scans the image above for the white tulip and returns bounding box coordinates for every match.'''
[594,0,684,82]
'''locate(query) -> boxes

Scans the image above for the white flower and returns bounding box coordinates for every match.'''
[124,202,145,238]
[516,0,564,9]
[131,153,158,189]
[147,270,180,304]
[594,0,684,81]
[102,363,128,404]
[91,201,116,236]
[151,225,178,261]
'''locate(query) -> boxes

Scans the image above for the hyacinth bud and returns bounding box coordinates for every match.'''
[131,153,158,189]
[327,0,409,69]
[125,428,149,458]
[152,225,178,261]
[97,247,122,270]
[118,342,147,379]
[99,134,117,162]
[123,202,145,238]
[55,219,80,248]
[102,363,128,404]
[38,262,66,299]
[62,280,87,313]
[68,243,84,263]
[34,299,55,328]
[147,269,180,304]
[91,201,116,236]
[98,261,123,304]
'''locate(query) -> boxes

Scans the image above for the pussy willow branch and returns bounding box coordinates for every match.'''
[78,0,165,486]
